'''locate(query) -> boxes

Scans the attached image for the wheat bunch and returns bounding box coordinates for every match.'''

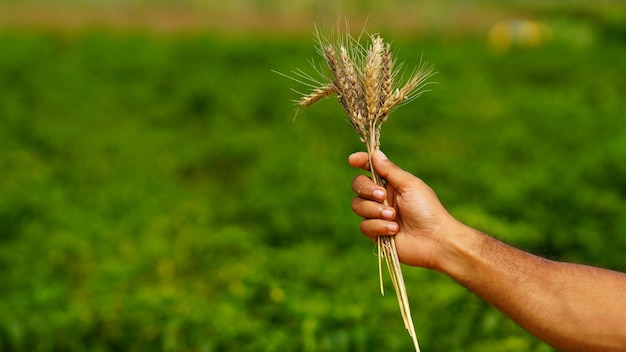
[277,27,436,352]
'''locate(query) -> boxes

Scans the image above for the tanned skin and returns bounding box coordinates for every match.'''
[349,150,626,352]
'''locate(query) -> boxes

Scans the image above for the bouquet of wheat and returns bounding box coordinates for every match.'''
[279,27,436,352]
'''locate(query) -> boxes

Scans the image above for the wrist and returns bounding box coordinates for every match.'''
[429,219,486,279]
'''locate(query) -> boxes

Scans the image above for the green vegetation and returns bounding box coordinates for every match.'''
[1,7,625,351]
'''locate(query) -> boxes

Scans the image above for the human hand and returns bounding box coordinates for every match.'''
[349,150,461,269]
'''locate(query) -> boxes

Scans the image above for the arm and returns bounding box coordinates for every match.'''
[350,150,626,352]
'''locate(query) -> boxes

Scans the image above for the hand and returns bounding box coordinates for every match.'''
[351,152,626,351]
[349,150,460,269]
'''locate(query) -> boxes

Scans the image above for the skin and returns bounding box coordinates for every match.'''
[349,150,626,352]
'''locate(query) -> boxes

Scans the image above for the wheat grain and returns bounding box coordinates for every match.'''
[379,43,393,122]
[339,45,366,121]
[364,35,384,121]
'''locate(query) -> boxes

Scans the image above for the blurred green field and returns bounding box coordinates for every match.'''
[1,2,626,351]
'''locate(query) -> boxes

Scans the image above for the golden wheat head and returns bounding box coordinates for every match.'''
[277,25,437,352]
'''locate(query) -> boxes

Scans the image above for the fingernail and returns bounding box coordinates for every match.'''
[373,189,385,200]
[387,222,399,233]
[382,208,394,219]
[376,150,388,160]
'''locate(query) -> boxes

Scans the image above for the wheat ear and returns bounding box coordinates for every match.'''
[278,27,436,352]
[297,84,336,107]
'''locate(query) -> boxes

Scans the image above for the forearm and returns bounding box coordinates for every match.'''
[435,223,626,351]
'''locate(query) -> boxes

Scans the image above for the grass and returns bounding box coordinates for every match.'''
[0,6,625,350]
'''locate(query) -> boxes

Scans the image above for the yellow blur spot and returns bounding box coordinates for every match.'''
[488,19,551,53]
[270,287,285,302]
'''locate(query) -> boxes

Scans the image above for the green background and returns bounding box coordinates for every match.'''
[1,1,625,351]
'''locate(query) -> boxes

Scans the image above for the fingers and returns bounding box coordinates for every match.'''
[351,196,395,220]
[351,174,386,202]
[348,152,370,171]
[349,150,415,191]
[370,150,415,189]
[349,150,407,240]
[351,172,397,239]
[360,219,399,239]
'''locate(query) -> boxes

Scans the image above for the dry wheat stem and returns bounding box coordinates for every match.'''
[280,26,436,352]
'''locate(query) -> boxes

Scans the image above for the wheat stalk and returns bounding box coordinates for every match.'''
[277,26,436,352]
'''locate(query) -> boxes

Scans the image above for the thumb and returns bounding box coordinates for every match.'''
[372,150,414,189]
